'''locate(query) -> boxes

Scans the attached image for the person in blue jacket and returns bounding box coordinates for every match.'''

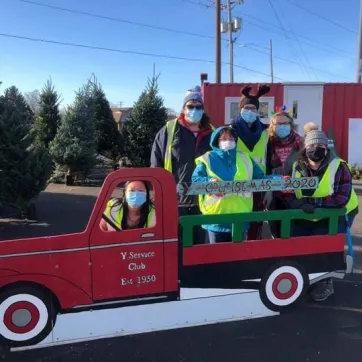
[192,126,265,243]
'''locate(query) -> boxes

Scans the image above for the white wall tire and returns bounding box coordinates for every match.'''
[0,286,57,347]
[259,262,309,312]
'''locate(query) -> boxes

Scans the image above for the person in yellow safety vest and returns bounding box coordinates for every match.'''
[100,180,155,231]
[284,130,359,302]
[192,126,265,243]
[150,86,214,244]
[303,122,340,161]
[230,84,272,241]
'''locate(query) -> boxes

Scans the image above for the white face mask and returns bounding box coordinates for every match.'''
[219,140,236,151]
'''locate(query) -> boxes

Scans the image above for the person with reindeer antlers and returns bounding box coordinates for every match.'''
[230,84,273,240]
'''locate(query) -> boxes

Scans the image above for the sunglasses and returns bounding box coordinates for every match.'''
[186,105,203,110]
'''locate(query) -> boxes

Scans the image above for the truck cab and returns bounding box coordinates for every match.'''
[0,168,179,347]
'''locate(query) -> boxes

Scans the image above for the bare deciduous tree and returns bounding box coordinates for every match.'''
[24,89,40,112]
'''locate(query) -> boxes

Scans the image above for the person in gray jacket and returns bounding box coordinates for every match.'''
[150,86,214,243]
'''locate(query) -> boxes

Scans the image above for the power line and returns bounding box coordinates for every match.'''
[242,45,347,80]
[275,0,319,81]
[178,0,354,58]
[180,0,215,8]
[266,0,312,79]
[0,32,289,81]
[241,16,355,60]
[284,0,357,35]
[16,0,351,79]
[18,0,216,40]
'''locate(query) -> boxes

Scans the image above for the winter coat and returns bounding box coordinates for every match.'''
[192,126,265,233]
[270,130,303,176]
[231,115,272,175]
[150,113,213,207]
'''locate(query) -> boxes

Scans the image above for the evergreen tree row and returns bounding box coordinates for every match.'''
[0,73,169,218]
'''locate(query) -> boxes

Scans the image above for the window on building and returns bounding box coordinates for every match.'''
[293,100,298,119]
[258,101,269,119]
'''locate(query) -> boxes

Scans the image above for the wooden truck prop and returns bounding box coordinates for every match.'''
[0,167,353,348]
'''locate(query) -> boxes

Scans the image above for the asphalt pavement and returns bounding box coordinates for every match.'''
[1,184,362,362]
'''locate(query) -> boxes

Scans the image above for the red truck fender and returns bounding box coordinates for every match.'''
[0,274,93,310]
[0,269,20,278]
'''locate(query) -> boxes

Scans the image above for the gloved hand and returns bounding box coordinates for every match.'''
[281,175,294,194]
[209,178,225,198]
[301,203,315,214]
[288,198,315,214]
[262,191,273,209]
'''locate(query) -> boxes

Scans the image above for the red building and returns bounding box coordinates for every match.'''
[202,82,362,165]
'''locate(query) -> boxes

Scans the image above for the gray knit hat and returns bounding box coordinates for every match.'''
[183,86,204,107]
[304,130,329,147]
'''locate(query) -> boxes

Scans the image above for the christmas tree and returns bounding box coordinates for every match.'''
[0,86,52,217]
[49,81,97,183]
[90,76,123,165]
[122,75,168,167]
[34,79,61,148]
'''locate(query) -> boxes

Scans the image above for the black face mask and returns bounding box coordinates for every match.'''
[306,147,326,162]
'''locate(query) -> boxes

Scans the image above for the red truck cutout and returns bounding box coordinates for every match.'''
[0,168,352,348]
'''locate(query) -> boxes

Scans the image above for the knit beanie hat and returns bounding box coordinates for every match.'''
[304,130,329,147]
[239,84,270,110]
[183,86,204,107]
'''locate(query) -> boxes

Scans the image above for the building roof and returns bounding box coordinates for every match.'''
[111,107,133,123]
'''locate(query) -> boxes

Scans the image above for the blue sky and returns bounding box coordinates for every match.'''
[0,0,359,112]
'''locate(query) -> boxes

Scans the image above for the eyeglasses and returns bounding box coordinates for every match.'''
[186,105,203,110]
[243,105,257,111]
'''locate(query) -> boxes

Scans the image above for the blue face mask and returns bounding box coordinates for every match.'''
[275,124,291,139]
[126,191,146,208]
[240,109,257,123]
[187,108,203,123]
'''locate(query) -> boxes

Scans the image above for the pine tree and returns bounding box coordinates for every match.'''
[89,76,123,165]
[0,86,52,216]
[49,81,97,182]
[122,75,168,167]
[34,79,61,148]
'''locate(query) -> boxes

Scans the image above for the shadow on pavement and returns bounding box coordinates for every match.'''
[9,280,362,362]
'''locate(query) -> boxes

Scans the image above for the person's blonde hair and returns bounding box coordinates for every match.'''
[304,122,318,135]
[269,111,295,138]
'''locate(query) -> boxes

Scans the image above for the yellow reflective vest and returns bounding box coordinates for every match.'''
[164,118,215,173]
[236,129,269,174]
[292,158,358,222]
[104,198,156,230]
[195,152,254,215]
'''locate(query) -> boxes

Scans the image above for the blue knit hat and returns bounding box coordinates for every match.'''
[183,86,204,107]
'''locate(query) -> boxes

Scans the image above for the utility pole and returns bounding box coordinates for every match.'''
[216,0,221,83]
[270,39,274,83]
[356,0,362,82]
[227,0,234,83]
[221,1,242,83]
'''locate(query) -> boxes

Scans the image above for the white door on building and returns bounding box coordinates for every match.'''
[348,118,362,165]
[283,83,324,135]
[225,96,275,124]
